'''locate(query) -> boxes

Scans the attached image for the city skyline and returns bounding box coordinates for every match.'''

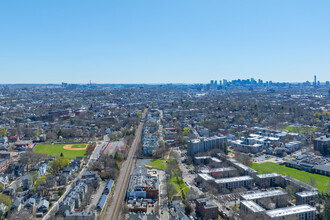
[0,0,329,83]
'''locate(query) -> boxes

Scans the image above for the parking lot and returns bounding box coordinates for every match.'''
[86,180,107,211]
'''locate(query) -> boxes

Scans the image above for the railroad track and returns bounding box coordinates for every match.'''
[106,109,147,220]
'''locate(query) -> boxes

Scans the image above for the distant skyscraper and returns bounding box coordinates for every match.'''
[314,75,317,87]
[223,79,227,86]
[210,80,214,85]
[214,80,217,85]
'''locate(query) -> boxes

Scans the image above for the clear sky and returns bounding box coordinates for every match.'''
[0,0,329,84]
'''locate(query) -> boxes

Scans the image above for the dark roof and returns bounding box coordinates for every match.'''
[313,165,330,173]
[82,171,98,176]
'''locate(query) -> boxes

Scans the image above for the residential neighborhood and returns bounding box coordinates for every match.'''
[0,80,328,219]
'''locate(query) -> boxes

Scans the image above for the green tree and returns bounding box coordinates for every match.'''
[49,157,69,174]
[0,128,7,137]
[34,176,46,189]
[224,142,229,155]
[0,193,11,212]
[185,204,192,215]
[32,172,39,184]
[34,129,41,137]
[57,129,63,138]
[182,127,190,136]
[114,152,124,162]
[115,161,121,170]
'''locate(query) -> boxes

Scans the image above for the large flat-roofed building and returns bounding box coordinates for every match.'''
[230,139,263,154]
[264,204,317,220]
[314,135,330,156]
[187,136,226,157]
[200,167,237,178]
[195,198,218,219]
[215,176,253,192]
[227,158,258,176]
[194,156,222,165]
[127,166,159,200]
[240,200,265,215]
[255,173,284,188]
[282,175,318,192]
[240,190,288,208]
[296,191,318,205]
[312,165,330,176]
[197,173,215,184]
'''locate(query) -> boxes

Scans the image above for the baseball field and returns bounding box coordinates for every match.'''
[34,143,90,159]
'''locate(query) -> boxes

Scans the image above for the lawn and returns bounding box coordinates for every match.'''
[251,162,330,192]
[167,174,188,199]
[34,144,87,159]
[150,159,168,170]
[284,125,317,134]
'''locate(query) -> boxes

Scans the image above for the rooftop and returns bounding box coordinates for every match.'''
[315,135,330,142]
[265,205,316,217]
[201,167,236,174]
[240,200,265,213]
[296,191,318,197]
[228,158,258,173]
[256,173,281,178]
[214,176,253,184]
[196,198,217,209]
[129,166,159,191]
[241,190,286,200]
[198,173,215,181]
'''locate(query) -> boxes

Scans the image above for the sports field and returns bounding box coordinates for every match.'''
[251,162,330,192]
[284,125,317,134]
[34,143,89,159]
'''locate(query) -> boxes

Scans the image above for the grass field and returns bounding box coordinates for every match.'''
[167,173,188,199]
[34,144,88,159]
[251,162,330,192]
[150,159,167,170]
[284,125,317,134]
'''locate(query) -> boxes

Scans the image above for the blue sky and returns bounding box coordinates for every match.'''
[0,0,329,84]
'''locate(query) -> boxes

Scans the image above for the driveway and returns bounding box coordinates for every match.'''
[87,181,107,211]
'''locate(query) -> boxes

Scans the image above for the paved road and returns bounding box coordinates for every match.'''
[87,181,107,211]
[43,141,105,220]
[104,109,147,220]
[158,170,169,220]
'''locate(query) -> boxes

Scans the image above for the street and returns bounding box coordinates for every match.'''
[158,170,169,220]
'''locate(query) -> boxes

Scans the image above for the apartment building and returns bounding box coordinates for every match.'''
[187,136,226,157]
[195,198,218,219]
[215,176,253,192]
[296,191,318,206]
[255,173,284,188]
[264,204,316,220]
[314,135,330,156]
[240,190,288,208]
